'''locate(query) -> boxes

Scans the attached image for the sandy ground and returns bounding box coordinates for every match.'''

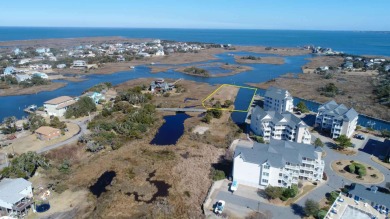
[0,82,67,96]
[303,55,344,69]
[234,55,285,65]
[1,122,79,154]
[203,84,239,109]
[247,73,390,121]
[193,126,209,134]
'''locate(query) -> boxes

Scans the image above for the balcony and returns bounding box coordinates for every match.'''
[12,198,33,212]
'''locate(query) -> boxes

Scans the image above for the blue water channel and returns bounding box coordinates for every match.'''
[0,52,389,131]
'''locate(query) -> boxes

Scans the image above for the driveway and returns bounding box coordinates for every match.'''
[37,119,89,154]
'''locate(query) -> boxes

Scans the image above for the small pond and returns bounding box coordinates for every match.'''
[89,171,116,198]
[150,113,191,146]
[36,203,50,213]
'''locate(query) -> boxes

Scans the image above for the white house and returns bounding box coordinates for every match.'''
[56,64,66,69]
[233,139,324,189]
[44,96,76,117]
[263,87,294,113]
[35,48,50,54]
[3,67,16,75]
[250,106,311,144]
[0,178,33,216]
[315,100,358,138]
[19,58,31,65]
[32,72,48,79]
[72,60,87,68]
[155,50,165,56]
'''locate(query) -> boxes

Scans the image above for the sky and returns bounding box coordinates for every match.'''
[1,0,390,31]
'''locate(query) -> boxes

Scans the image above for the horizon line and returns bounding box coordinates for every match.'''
[0,25,389,32]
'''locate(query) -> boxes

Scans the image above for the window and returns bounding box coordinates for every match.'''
[263,165,270,169]
[263,172,269,176]
[262,179,268,183]
[279,173,282,176]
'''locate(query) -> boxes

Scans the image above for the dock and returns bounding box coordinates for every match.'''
[245,95,263,124]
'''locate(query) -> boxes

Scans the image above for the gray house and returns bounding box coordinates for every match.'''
[0,178,33,216]
[348,184,390,214]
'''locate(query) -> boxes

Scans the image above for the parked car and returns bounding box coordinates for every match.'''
[214,200,225,214]
[354,134,365,140]
[230,180,238,192]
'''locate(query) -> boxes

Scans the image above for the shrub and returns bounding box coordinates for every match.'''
[264,186,284,200]
[317,209,327,219]
[211,169,226,181]
[283,185,299,198]
[304,199,320,217]
[326,191,339,204]
[371,174,378,178]
[348,164,356,173]
[184,191,191,197]
[296,101,309,113]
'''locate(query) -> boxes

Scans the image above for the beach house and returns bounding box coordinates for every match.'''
[250,106,311,144]
[233,139,324,189]
[315,100,358,138]
[263,86,294,113]
[72,60,87,68]
[15,74,31,83]
[83,92,104,104]
[35,126,61,141]
[0,178,33,216]
[44,96,76,117]
[32,72,48,79]
[3,67,16,75]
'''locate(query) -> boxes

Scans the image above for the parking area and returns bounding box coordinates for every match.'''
[204,180,301,219]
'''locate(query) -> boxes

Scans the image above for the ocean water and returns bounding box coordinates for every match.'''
[0,27,390,56]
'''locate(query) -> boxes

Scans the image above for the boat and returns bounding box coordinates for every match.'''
[129,66,135,69]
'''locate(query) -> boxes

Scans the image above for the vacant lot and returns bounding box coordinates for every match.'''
[203,84,239,109]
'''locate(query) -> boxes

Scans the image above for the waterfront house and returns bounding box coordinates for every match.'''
[18,58,31,65]
[155,50,165,56]
[44,96,76,117]
[263,86,294,113]
[72,60,87,68]
[15,74,31,83]
[56,64,66,69]
[315,100,358,138]
[0,178,33,216]
[150,78,173,93]
[250,106,312,144]
[84,92,104,104]
[32,72,48,79]
[347,184,390,214]
[343,61,354,69]
[35,126,61,141]
[3,67,16,75]
[233,139,324,189]
[35,48,50,54]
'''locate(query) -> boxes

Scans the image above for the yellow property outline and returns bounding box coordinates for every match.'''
[202,84,257,112]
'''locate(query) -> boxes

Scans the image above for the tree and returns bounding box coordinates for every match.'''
[381,129,390,138]
[28,114,47,132]
[314,138,324,148]
[1,152,49,179]
[304,199,320,217]
[335,134,353,149]
[264,186,283,200]
[65,96,96,119]
[49,116,67,130]
[296,101,309,113]
[283,184,299,198]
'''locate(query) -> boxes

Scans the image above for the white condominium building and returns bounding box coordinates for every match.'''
[315,100,358,138]
[250,106,311,144]
[264,86,294,113]
[233,140,325,188]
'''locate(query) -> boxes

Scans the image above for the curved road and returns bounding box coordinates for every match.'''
[37,119,88,154]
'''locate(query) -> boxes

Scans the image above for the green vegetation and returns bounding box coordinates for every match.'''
[251,135,265,143]
[210,168,226,181]
[65,96,97,119]
[26,114,47,132]
[381,129,390,138]
[304,199,320,217]
[326,191,340,204]
[335,134,353,150]
[373,65,390,107]
[347,162,367,177]
[20,75,50,88]
[264,185,298,201]
[83,88,157,151]
[202,102,223,123]
[1,152,49,179]
[1,116,17,134]
[318,83,343,97]
[314,138,324,148]
[296,101,309,113]
[240,55,261,60]
[49,116,67,133]
[183,66,210,77]
[0,75,18,86]
[85,82,112,93]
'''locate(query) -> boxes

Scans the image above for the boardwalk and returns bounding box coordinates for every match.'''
[156,108,206,113]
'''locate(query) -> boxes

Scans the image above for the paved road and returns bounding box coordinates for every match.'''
[37,119,88,154]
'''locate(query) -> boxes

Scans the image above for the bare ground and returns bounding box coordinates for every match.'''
[0,82,67,96]
[247,73,390,121]
[203,85,239,109]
